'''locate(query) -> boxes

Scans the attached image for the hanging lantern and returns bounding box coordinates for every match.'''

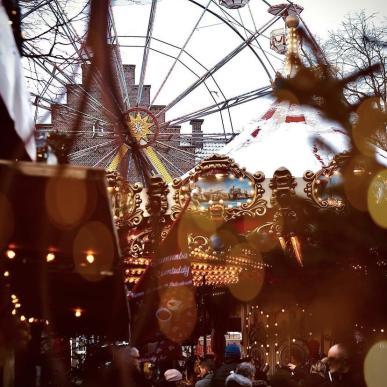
[219,0,250,10]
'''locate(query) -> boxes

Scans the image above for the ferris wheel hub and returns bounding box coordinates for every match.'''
[125,107,160,149]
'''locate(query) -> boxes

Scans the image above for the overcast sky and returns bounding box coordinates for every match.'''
[35,0,380,138]
[111,0,386,134]
[294,0,386,38]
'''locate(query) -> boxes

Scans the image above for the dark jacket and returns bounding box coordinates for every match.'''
[329,371,366,387]
[195,373,213,387]
[212,360,239,387]
[300,373,330,387]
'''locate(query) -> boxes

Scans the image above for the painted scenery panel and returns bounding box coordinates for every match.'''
[190,174,255,210]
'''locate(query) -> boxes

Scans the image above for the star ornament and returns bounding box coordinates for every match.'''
[128,112,154,143]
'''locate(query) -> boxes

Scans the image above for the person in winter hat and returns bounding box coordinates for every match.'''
[225,362,255,387]
[211,344,241,387]
[159,369,184,387]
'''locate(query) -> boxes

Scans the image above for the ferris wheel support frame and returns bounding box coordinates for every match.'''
[24,0,290,179]
[153,6,286,122]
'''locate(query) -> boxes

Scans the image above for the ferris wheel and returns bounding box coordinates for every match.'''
[21,0,296,183]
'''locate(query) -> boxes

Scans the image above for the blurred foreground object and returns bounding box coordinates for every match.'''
[0,160,128,337]
[0,1,36,161]
[0,160,128,385]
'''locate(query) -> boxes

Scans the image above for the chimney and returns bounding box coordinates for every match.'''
[123,64,136,87]
[189,119,204,149]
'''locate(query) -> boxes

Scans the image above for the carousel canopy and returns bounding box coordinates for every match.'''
[219,101,350,177]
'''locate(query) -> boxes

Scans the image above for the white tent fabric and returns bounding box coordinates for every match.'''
[0,2,36,160]
[219,101,350,177]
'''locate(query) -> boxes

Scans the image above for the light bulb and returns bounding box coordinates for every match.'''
[6,250,16,259]
[46,252,55,262]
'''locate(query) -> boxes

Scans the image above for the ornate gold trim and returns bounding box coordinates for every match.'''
[303,153,349,210]
[106,171,144,228]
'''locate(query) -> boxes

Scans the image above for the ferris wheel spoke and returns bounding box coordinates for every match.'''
[68,139,121,159]
[120,38,232,135]
[23,2,124,122]
[92,144,121,167]
[21,0,56,20]
[108,6,131,110]
[261,0,273,7]
[107,143,130,172]
[216,2,282,48]
[136,0,158,106]
[150,148,186,176]
[150,0,212,107]
[161,85,272,127]
[246,2,280,73]
[215,1,282,75]
[154,140,199,161]
[51,1,127,112]
[31,92,112,128]
[25,44,118,122]
[49,0,86,49]
[120,36,234,134]
[154,10,282,120]
[186,0,277,82]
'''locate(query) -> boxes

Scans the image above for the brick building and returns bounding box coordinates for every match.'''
[36,46,217,182]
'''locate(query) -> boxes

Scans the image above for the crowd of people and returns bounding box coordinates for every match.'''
[109,342,366,387]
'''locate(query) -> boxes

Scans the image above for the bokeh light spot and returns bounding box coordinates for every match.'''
[368,169,387,228]
[157,286,197,344]
[353,98,386,157]
[73,221,115,281]
[46,252,55,262]
[228,268,265,302]
[343,155,376,211]
[6,249,16,259]
[364,341,387,387]
[45,177,88,228]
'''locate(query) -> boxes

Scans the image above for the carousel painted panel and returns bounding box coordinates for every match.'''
[171,155,268,221]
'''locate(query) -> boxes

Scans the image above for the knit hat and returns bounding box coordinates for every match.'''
[224,343,241,359]
[164,369,183,382]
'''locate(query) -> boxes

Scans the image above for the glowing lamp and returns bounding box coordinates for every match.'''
[46,252,55,262]
[86,253,95,264]
[6,249,16,259]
